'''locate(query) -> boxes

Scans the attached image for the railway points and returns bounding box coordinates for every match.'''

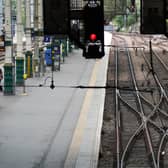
[98,33,168,168]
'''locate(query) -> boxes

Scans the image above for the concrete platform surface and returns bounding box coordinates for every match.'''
[0,32,112,168]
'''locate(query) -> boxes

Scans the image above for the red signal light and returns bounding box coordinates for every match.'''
[90,33,97,41]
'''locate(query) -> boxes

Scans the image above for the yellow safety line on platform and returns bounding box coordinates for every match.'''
[64,60,100,168]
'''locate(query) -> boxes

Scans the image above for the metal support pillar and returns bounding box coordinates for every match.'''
[68,39,73,53]
[16,0,24,85]
[16,57,24,85]
[61,38,68,61]
[33,0,40,77]
[25,51,33,77]
[25,0,33,77]
[4,0,15,95]
[4,63,15,95]
[39,48,45,75]
[0,0,3,33]
[38,0,44,76]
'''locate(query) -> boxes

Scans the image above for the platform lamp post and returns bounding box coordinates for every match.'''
[16,0,24,86]
[3,0,15,95]
[25,0,33,78]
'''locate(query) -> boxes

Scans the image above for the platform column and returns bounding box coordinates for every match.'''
[68,39,72,53]
[25,51,33,78]
[33,0,40,77]
[25,0,33,78]
[16,0,24,85]
[4,0,15,95]
[61,38,68,62]
[16,57,24,85]
[4,63,15,95]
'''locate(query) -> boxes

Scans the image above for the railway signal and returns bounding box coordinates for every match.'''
[83,0,105,59]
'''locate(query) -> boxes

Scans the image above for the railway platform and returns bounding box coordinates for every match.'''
[0,32,112,168]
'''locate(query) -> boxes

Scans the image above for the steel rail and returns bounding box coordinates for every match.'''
[113,34,168,167]
[141,95,168,119]
[140,48,168,167]
[114,45,121,168]
[113,35,156,168]
[157,131,168,168]
[120,123,144,168]
[140,49,168,103]
[114,34,168,167]
[121,42,157,168]
[119,95,141,116]
[152,51,168,72]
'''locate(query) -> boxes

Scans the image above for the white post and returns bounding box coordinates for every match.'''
[38,0,43,47]
[30,0,34,29]
[0,0,3,35]
[16,0,24,59]
[38,0,44,75]
[16,0,24,85]
[4,0,12,63]
[25,0,33,77]
[25,0,32,51]
[33,0,40,76]
[4,0,15,95]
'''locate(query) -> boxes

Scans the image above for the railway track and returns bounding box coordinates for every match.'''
[133,33,168,94]
[99,33,168,168]
[138,41,168,168]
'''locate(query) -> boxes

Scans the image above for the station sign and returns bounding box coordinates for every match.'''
[44,36,50,43]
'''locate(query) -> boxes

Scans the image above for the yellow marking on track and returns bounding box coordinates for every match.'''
[64,60,100,167]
